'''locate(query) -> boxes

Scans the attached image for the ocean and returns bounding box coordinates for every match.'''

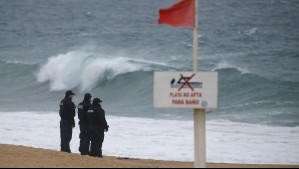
[0,0,299,164]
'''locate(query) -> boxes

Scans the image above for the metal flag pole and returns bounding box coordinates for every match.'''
[193,0,206,168]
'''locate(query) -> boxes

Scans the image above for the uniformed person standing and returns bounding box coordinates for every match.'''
[78,93,92,155]
[87,98,109,158]
[59,90,76,153]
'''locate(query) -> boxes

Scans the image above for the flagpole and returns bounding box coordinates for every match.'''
[193,0,199,72]
[193,0,206,168]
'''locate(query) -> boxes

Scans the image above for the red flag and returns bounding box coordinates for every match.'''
[158,0,195,28]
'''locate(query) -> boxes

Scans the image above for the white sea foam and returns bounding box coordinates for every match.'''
[247,28,258,35]
[0,112,298,164]
[3,60,33,65]
[212,61,250,74]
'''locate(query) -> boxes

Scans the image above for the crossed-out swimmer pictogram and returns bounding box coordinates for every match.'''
[178,73,196,91]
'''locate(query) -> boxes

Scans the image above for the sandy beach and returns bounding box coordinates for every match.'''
[0,144,298,168]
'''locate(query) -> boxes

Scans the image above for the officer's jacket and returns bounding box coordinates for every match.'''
[87,104,108,130]
[78,100,92,125]
[59,98,76,125]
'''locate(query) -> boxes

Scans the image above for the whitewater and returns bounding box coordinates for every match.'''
[1,112,298,164]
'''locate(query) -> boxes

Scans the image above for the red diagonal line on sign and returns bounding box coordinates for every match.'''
[178,73,195,91]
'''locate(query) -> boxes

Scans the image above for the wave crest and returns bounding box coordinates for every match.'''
[36,51,155,91]
[212,61,250,74]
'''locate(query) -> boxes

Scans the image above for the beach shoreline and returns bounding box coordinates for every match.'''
[0,144,298,168]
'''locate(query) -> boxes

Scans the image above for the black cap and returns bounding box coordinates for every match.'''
[84,93,92,100]
[65,90,76,96]
[93,98,103,104]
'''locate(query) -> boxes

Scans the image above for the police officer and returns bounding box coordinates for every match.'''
[78,93,92,155]
[87,98,109,158]
[59,90,76,153]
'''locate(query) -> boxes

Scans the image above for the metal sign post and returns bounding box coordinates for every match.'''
[194,109,206,168]
[193,0,206,168]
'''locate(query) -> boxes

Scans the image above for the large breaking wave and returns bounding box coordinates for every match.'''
[36,51,164,91]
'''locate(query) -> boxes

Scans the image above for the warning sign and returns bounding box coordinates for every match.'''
[154,72,218,109]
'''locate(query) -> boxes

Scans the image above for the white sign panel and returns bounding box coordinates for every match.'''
[154,72,218,109]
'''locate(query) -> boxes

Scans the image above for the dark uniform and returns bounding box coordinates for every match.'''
[87,98,109,158]
[78,93,92,155]
[59,90,76,153]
